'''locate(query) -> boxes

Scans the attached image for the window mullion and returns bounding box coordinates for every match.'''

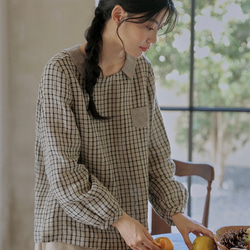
[187,0,196,217]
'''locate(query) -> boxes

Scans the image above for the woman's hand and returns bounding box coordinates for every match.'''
[113,212,161,250]
[172,213,214,250]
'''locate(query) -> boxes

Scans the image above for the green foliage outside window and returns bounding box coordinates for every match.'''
[147,0,250,187]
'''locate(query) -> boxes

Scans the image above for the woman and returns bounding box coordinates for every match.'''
[34,0,214,250]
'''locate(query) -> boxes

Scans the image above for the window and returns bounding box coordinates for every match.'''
[147,0,250,229]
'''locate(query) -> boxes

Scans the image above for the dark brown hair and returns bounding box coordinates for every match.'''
[84,0,178,119]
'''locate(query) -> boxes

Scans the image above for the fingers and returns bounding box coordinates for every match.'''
[142,239,161,250]
[113,213,160,250]
[128,234,161,250]
[194,225,214,239]
[142,228,161,250]
[182,234,193,250]
[204,229,215,239]
[130,242,155,250]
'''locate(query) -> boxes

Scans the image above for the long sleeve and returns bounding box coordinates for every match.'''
[36,59,123,229]
[147,86,188,226]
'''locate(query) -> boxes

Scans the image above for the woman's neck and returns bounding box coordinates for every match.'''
[99,48,126,77]
[80,19,126,77]
[79,42,125,77]
[99,27,126,76]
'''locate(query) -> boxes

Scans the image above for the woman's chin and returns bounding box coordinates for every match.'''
[126,50,144,58]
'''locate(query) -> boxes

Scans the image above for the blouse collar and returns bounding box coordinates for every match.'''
[66,45,136,79]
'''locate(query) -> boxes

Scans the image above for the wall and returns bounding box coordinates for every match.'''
[0,1,95,249]
[0,0,10,249]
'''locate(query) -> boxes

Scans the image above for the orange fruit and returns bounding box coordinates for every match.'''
[153,237,174,250]
[192,236,215,250]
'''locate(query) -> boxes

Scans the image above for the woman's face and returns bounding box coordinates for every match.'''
[118,8,168,58]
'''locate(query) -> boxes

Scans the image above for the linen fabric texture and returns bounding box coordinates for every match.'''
[34,45,188,250]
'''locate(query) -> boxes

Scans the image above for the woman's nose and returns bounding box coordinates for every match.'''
[148,30,158,44]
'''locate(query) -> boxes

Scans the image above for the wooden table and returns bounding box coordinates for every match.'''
[153,233,196,250]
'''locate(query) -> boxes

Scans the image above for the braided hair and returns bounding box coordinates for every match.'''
[84,7,108,120]
[84,0,178,119]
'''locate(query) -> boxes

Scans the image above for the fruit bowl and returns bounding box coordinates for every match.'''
[213,225,250,250]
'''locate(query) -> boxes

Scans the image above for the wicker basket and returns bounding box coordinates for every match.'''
[213,225,250,250]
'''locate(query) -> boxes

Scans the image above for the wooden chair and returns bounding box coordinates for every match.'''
[150,159,215,235]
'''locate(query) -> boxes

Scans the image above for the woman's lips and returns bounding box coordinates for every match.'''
[140,46,150,52]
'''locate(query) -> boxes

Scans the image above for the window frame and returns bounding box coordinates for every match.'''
[158,0,250,216]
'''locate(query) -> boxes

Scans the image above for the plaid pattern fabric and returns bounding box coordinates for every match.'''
[34,45,188,250]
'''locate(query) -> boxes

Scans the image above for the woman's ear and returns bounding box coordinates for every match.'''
[111,5,127,24]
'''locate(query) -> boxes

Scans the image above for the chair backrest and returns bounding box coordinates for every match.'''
[150,159,215,235]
